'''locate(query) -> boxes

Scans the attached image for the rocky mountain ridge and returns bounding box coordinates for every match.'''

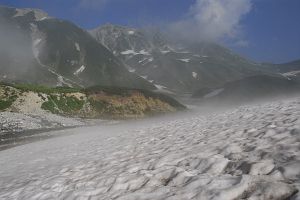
[90,24,274,93]
[0,6,154,90]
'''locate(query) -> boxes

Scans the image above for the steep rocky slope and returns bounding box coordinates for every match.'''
[0,6,154,90]
[90,24,271,93]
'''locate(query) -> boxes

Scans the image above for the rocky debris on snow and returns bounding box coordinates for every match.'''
[0,112,84,135]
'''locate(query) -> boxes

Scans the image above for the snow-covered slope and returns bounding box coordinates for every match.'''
[0,97,299,199]
[90,24,271,93]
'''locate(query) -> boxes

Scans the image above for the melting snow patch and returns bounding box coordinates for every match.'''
[155,84,167,90]
[204,88,224,98]
[192,72,198,78]
[138,58,148,63]
[177,59,190,63]
[121,50,137,55]
[161,50,170,54]
[75,43,80,51]
[128,30,135,35]
[282,70,300,77]
[141,58,154,66]
[74,65,86,76]
[121,49,150,56]
[128,69,136,73]
[39,17,47,21]
[139,50,150,55]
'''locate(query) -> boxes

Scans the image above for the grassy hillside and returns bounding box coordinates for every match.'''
[0,83,185,119]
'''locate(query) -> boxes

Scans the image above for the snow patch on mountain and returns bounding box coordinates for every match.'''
[128,31,135,35]
[138,58,148,63]
[121,50,137,55]
[204,88,224,98]
[161,50,171,54]
[141,58,154,65]
[120,49,150,56]
[192,72,198,78]
[177,59,190,63]
[74,65,86,76]
[155,84,167,90]
[75,43,80,51]
[139,49,150,55]
[282,70,300,77]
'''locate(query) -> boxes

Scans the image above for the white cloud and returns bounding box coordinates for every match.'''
[170,0,252,42]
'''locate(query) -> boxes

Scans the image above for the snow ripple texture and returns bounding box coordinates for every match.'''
[0,97,300,200]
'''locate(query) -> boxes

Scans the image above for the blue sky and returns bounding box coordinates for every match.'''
[0,0,299,63]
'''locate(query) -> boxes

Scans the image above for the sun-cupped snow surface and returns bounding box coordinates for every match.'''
[0,97,300,199]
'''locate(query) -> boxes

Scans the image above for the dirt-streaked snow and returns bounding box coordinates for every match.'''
[0,97,299,199]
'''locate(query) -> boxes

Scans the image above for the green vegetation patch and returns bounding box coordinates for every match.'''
[41,95,84,115]
[0,98,15,110]
[7,83,81,94]
[0,85,18,111]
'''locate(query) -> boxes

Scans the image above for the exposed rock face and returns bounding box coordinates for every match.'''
[0,6,154,90]
[90,24,272,93]
[0,97,299,199]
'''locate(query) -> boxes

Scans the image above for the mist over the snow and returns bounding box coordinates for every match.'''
[0,20,36,78]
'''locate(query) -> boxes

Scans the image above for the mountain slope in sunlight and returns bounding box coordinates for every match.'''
[90,24,272,93]
[0,6,154,90]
